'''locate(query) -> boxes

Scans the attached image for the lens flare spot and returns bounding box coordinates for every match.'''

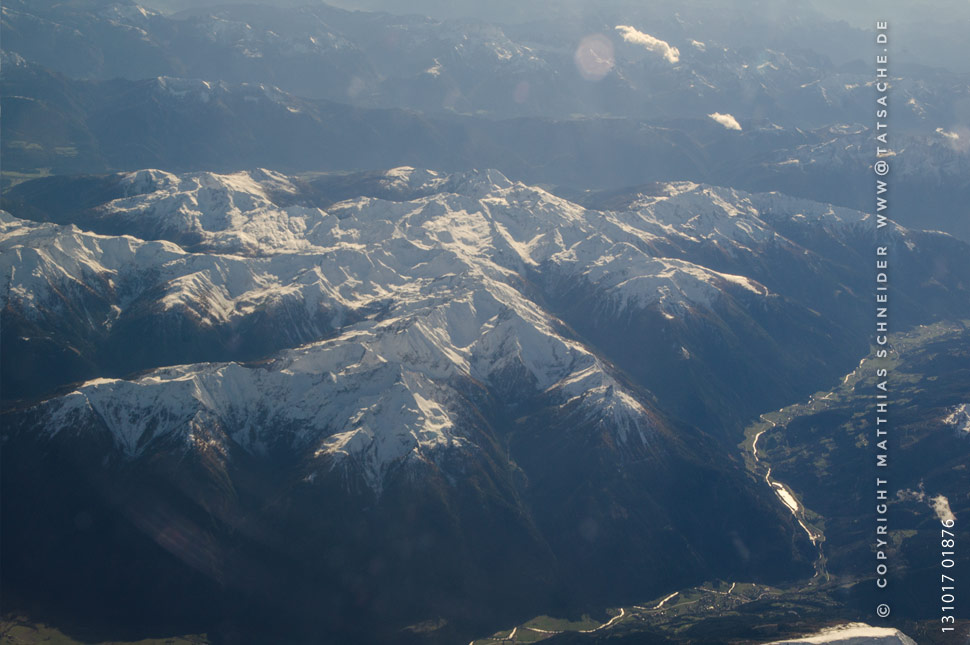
[574,34,615,81]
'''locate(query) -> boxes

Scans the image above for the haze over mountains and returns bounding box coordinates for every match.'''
[1,1,968,644]
[4,0,969,240]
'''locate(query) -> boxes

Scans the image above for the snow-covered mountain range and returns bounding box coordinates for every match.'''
[3,167,768,486]
[3,166,969,643]
[6,165,967,469]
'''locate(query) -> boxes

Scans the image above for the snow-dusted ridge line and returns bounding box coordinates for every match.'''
[3,166,806,332]
[89,166,794,308]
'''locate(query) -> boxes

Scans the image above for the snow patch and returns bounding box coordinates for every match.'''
[765,622,916,644]
[943,403,970,433]
[931,495,956,524]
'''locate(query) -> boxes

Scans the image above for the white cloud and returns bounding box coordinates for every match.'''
[936,126,970,153]
[614,25,680,64]
[936,127,960,142]
[708,112,742,131]
[690,39,706,51]
[932,495,956,524]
